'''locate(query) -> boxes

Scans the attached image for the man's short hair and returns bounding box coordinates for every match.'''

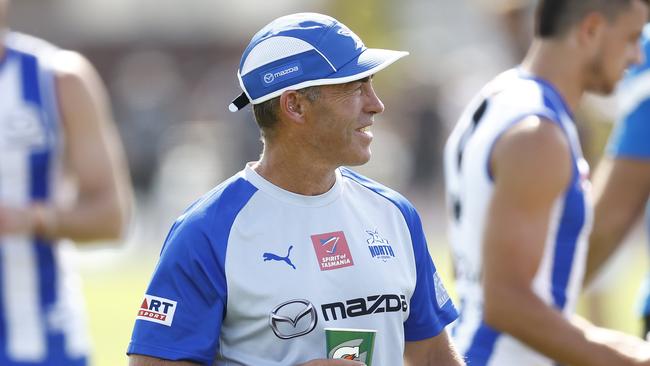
[535,0,649,38]
[253,86,321,138]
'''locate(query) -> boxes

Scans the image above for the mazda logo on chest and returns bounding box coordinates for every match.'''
[269,299,318,339]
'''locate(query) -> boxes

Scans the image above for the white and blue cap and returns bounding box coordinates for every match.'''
[228,12,409,112]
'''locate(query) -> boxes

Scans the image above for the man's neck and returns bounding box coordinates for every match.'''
[253,143,337,196]
[520,39,585,113]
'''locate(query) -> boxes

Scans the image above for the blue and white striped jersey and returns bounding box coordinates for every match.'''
[128,164,457,366]
[0,32,89,366]
[444,69,593,366]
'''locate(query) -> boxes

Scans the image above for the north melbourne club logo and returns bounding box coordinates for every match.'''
[136,294,177,326]
[311,231,354,271]
[366,229,395,262]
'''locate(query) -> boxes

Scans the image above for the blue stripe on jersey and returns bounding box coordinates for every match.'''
[19,51,42,106]
[339,168,458,341]
[551,174,585,310]
[128,176,258,364]
[20,49,59,312]
[520,73,573,120]
[465,322,500,366]
[527,77,587,310]
[1,43,69,365]
[36,241,57,307]
[30,151,51,200]
[532,78,586,311]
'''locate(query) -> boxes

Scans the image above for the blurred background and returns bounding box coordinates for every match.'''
[6,0,647,365]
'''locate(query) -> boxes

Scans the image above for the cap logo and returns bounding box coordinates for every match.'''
[261,61,303,87]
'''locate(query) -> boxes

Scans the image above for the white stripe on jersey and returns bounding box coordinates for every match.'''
[0,31,90,362]
[54,243,90,358]
[0,149,46,361]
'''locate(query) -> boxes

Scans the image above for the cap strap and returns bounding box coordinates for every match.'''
[228,92,250,112]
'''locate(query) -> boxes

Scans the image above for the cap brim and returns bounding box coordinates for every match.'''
[323,48,409,83]
[228,48,408,111]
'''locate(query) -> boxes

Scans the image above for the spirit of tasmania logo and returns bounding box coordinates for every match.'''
[136,294,177,327]
[311,231,354,271]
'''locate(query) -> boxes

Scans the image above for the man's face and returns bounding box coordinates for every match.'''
[302,77,385,168]
[586,0,648,94]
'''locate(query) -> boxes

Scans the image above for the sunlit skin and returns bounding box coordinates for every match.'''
[252,76,385,196]
[521,0,647,112]
[585,0,647,94]
[302,76,384,168]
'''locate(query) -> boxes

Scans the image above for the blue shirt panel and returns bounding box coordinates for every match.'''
[608,99,650,159]
[128,176,258,365]
[340,168,458,341]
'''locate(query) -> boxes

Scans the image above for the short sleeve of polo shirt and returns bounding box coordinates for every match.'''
[339,168,458,341]
[402,206,458,341]
[127,177,257,365]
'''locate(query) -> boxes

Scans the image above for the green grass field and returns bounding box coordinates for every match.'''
[81,237,648,366]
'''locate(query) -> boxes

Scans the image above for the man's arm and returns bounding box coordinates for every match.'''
[483,116,646,366]
[404,329,465,366]
[0,50,133,242]
[584,157,650,285]
[49,50,133,242]
[129,355,365,366]
[129,355,199,366]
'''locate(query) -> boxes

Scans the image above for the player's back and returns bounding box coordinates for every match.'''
[0,32,88,365]
[444,69,592,365]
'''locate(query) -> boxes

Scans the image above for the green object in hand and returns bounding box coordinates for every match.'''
[325,328,376,365]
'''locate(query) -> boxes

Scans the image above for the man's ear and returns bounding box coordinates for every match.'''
[576,11,607,49]
[279,91,307,123]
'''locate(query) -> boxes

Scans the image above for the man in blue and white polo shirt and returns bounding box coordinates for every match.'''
[586,23,650,339]
[127,13,462,366]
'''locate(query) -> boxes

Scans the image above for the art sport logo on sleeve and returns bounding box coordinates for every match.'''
[136,294,178,326]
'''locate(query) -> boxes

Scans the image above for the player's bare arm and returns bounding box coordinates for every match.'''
[42,50,131,241]
[585,158,650,285]
[0,50,132,242]
[404,329,465,366]
[129,354,365,366]
[129,355,200,366]
[483,116,646,366]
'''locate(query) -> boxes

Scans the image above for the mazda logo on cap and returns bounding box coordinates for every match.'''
[269,299,318,339]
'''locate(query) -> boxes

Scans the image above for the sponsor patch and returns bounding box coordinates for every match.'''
[136,294,177,327]
[260,61,303,87]
[433,272,451,308]
[311,231,354,271]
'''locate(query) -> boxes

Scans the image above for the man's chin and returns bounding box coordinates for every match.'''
[343,154,372,167]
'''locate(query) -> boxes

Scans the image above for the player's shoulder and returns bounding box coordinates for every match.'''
[339,167,420,219]
[5,31,58,57]
[499,115,570,155]
[493,115,572,186]
[177,171,258,227]
[478,69,561,120]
